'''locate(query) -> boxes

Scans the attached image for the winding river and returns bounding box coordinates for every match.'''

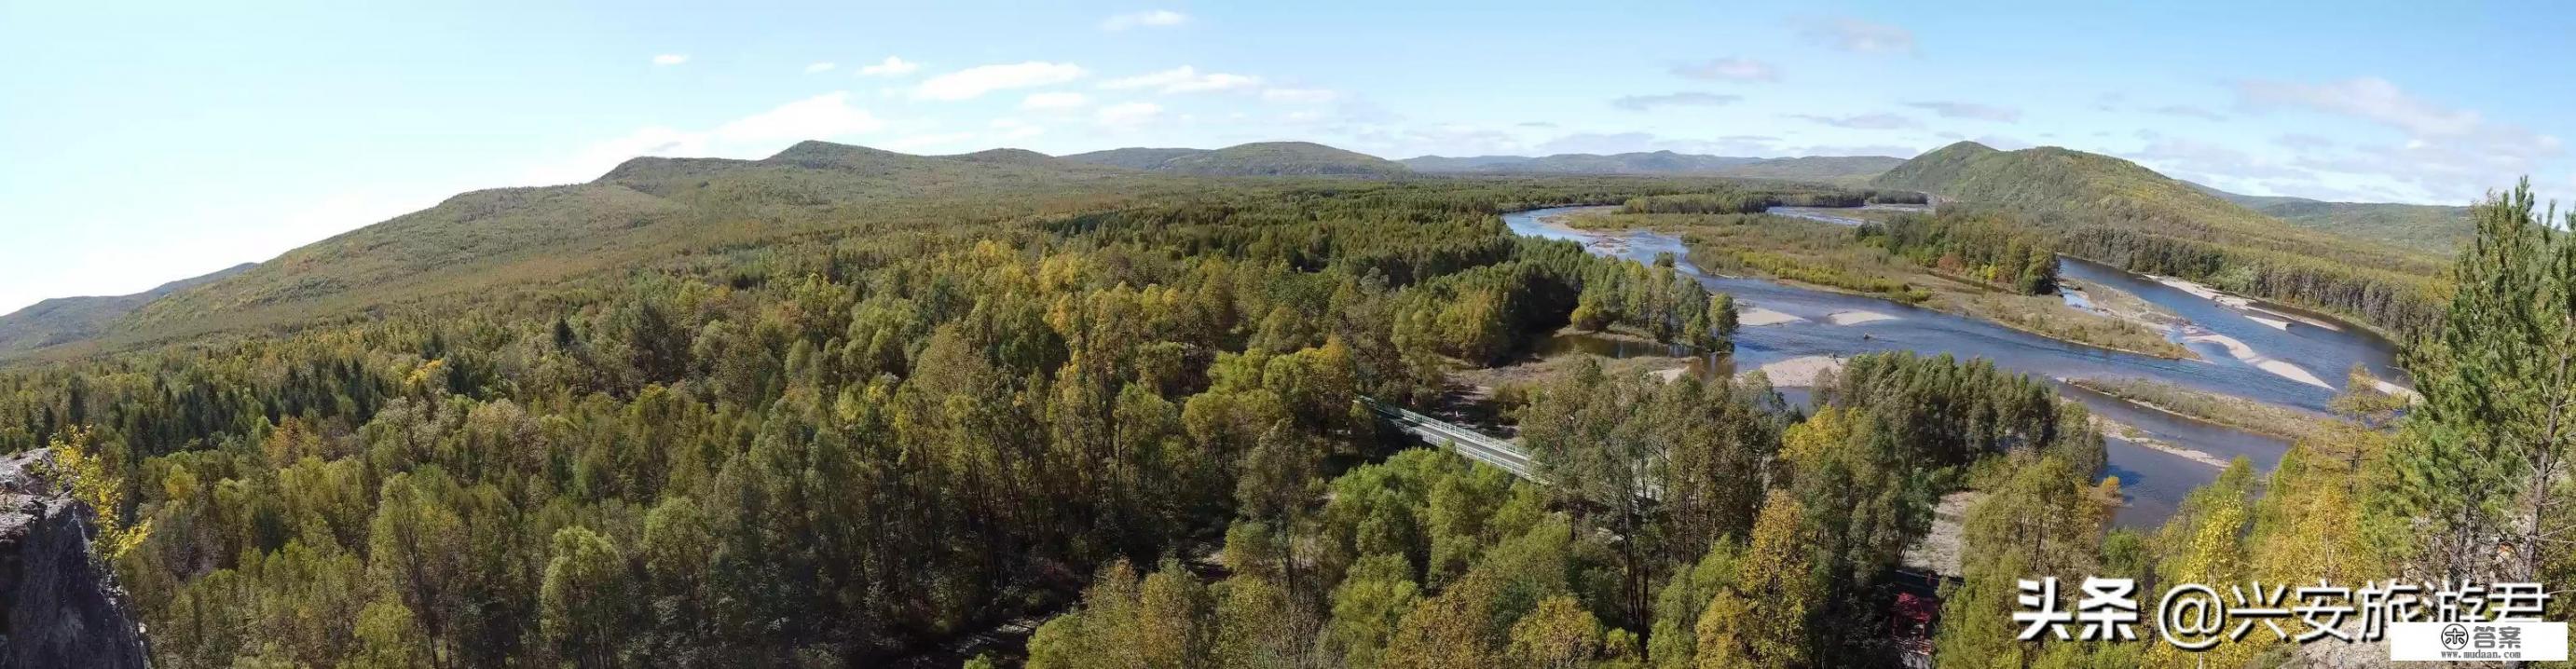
[1505,207,2408,526]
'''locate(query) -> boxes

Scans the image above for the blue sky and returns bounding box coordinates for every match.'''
[3,0,2571,314]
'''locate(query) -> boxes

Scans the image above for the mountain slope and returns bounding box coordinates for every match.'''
[1062,142,1409,177]
[1870,142,2406,259]
[1870,141,2447,331]
[94,142,1168,350]
[2187,183,2472,253]
[1402,151,1902,184]
[0,263,253,356]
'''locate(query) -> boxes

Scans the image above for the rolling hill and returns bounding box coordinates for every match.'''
[0,263,253,356]
[17,140,1480,361]
[1870,141,2448,332]
[1402,151,1903,184]
[1061,142,1410,177]
[76,141,1183,355]
[1870,142,2432,266]
[2187,183,2473,253]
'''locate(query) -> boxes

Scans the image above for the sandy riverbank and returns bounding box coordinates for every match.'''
[2180,328,2333,389]
[1743,354,1842,387]
[1739,307,1806,326]
[1826,309,1898,325]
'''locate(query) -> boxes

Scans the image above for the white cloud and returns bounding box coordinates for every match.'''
[1789,113,1920,130]
[1101,9,1188,31]
[1021,91,1090,110]
[1612,92,1743,112]
[521,126,709,185]
[2237,76,2565,202]
[991,118,1046,141]
[1101,66,1262,94]
[1261,88,1339,103]
[713,91,885,143]
[2239,77,2484,138]
[2151,104,2227,121]
[523,92,892,185]
[1095,102,1164,128]
[884,132,979,152]
[858,56,920,77]
[1798,17,1916,54]
[1670,58,1779,82]
[804,61,837,74]
[2124,136,2307,185]
[1904,101,2020,122]
[652,54,689,66]
[915,61,1086,101]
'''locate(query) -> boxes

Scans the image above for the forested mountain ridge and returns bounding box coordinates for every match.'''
[2187,182,2473,253]
[1871,141,2448,333]
[0,263,253,358]
[78,142,1184,359]
[1402,151,1904,184]
[1059,141,1410,176]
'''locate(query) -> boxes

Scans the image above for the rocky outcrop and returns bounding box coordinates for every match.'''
[0,449,151,668]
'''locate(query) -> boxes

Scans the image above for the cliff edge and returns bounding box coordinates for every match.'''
[0,449,151,668]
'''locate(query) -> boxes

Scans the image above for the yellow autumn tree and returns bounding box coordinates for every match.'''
[41,428,150,560]
[2143,460,2267,669]
[1696,491,1815,669]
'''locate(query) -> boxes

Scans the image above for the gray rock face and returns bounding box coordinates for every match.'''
[0,449,151,669]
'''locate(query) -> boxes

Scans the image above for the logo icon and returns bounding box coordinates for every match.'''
[2443,624,2469,650]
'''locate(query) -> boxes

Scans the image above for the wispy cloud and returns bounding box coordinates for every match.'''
[1021,91,1090,110]
[651,54,689,66]
[1095,102,1164,128]
[2239,76,2485,137]
[711,91,885,143]
[2237,76,2564,201]
[1790,113,1920,130]
[1261,88,1339,103]
[1904,101,2020,122]
[1101,66,1262,94]
[884,132,978,152]
[858,56,921,77]
[1797,16,1916,54]
[2150,104,2227,121]
[804,61,837,74]
[1101,9,1188,31]
[1612,92,1743,112]
[914,61,1086,101]
[523,91,884,184]
[1670,57,1779,82]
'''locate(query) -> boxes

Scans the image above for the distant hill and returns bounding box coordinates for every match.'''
[0,263,253,356]
[1402,151,1903,184]
[1061,142,1409,177]
[1869,141,2448,330]
[1402,151,1761,174]
[1871,142,2335,247]
[1716,156,1910,184]
[2186,183,2472,253]
[96,142,1160,350]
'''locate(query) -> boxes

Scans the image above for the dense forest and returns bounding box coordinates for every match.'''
[1857,212,2060,294]
[0,172,1776,668]
[1024,350,2104,669]
[7,130,2571,669]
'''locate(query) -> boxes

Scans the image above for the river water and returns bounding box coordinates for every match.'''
[1504,206,2406,527]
